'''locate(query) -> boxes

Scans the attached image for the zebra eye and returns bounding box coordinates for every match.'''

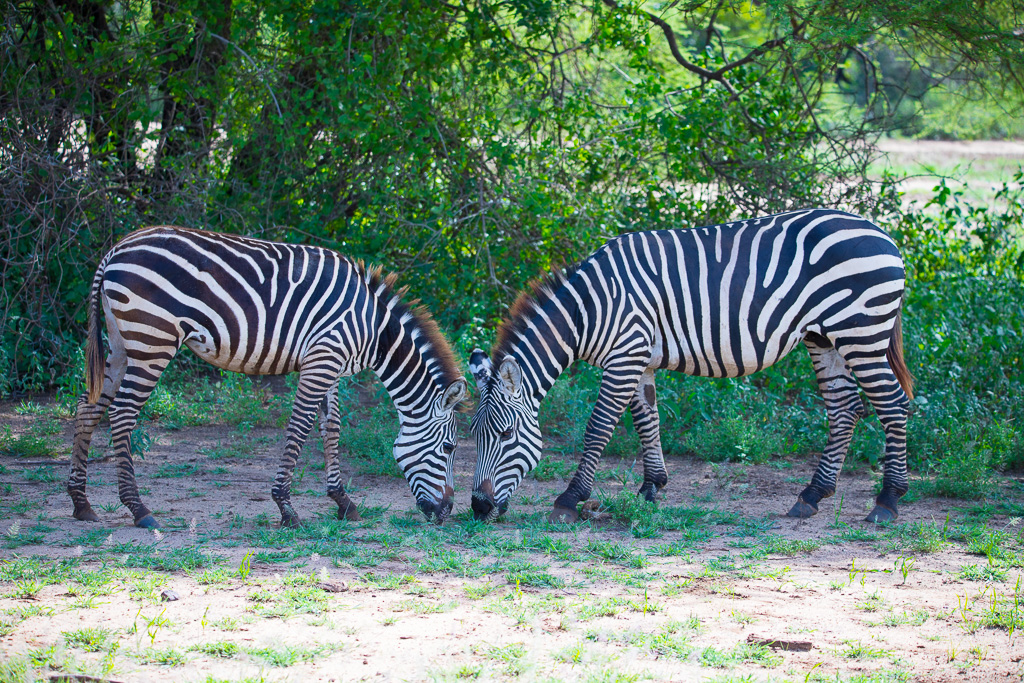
[499,428,513,440]
[441,442,456,455]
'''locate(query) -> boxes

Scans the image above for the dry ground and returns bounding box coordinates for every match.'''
[2,396,1024,683]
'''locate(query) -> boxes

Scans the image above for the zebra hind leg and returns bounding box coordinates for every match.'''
[69,357,126,522]
[632,370,668,503]
[273,355,341,528]
[834,338,911,523]
[788,341,864,519]
[108,355,177,528]
[320,383,360,522]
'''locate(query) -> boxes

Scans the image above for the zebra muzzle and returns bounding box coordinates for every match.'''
[471,480,499,521]
[417,485,454,525]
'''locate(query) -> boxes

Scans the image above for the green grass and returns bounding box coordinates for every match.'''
[190,641,241,658]
[0,426,59,458]
[63,626,118,652]
[698,642,782,668]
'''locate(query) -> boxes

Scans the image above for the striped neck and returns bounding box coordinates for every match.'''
[373,307,447,416]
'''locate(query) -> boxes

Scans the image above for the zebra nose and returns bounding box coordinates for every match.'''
[417,485,454,525]
[471,479,497,521]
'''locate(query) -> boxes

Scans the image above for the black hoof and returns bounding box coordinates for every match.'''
[548,506,579,524]
[135,514,159,529]
[73,505,100,523]
[786,499,818,519]
[281,514,301,529]
[865,504,898,524]
[638,483,658,503]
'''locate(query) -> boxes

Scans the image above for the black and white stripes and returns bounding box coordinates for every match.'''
[470,209,913,524]
[70,226,467,528]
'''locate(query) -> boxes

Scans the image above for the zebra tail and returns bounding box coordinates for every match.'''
[85,268,105,405]
[886,309,914,401]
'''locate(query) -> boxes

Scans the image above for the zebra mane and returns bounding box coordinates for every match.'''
[357,262,464,392]
[491,264,577,363]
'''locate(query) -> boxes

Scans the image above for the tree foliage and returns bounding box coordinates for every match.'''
[1,0,1023,392]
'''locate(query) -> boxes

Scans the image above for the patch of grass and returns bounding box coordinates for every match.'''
[857,591,887,612]
[958,563,1009,582]
[587,539,646,567]
[359,573,418,591]
[121,547,224,572]
[190,641,241,658]
[839,640,890,659]
[395,598,457,615]
[475,642,528,677]
[621,623,695,660]
[506,569,564,589]
[63,626,118,652]
[880,609,929,627]
[0,426,59,458]
[682,406,790,465]
[698,642,782,668]
[417,548,484,576]
[155,462,203,478]
[135,647,188,666]
[880,521,949,554]
[755,534,821,556]
[246,643,340,667]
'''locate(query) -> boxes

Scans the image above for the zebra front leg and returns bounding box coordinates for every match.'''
[789,343,864,519]
[551,360,647,523]
[273,357,340,528]
[632,370,668,503]
[320,383,360,522]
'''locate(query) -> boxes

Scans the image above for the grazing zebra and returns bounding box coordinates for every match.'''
[70,226,467,529]
[470,209,913,525]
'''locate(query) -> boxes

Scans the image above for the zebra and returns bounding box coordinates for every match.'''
[69,226,468,529]
[470,209,914,525]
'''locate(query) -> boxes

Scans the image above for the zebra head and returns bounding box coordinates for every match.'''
[469,350,543,521]
[395,378,468,524]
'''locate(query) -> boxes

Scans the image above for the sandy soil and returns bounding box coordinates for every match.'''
[2,397,1023,682]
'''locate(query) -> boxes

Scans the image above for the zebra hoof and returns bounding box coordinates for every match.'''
[337,502,361,522]
[865,504,898,524]
[73,505,100,523]
[786,499,818,519]
[548,506,579,524]
[135,514,160,529]
[280,514,301,529]
[637,483,658,503]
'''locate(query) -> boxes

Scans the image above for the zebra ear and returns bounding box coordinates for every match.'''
[469,349,493,394]
[441,379,468,413]
[498,357,523,397]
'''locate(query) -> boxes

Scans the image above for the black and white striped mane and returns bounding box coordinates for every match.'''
[358,261,464,391]
[491,264,578,364]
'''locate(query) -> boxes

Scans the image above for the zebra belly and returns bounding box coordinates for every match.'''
[181,327,298,376]
[650,325,803,379]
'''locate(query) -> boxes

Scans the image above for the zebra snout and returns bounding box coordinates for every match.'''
[471,479,498,521]
[417,485,454,525]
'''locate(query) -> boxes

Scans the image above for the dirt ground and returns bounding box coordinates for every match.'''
[2,395,1023,683]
